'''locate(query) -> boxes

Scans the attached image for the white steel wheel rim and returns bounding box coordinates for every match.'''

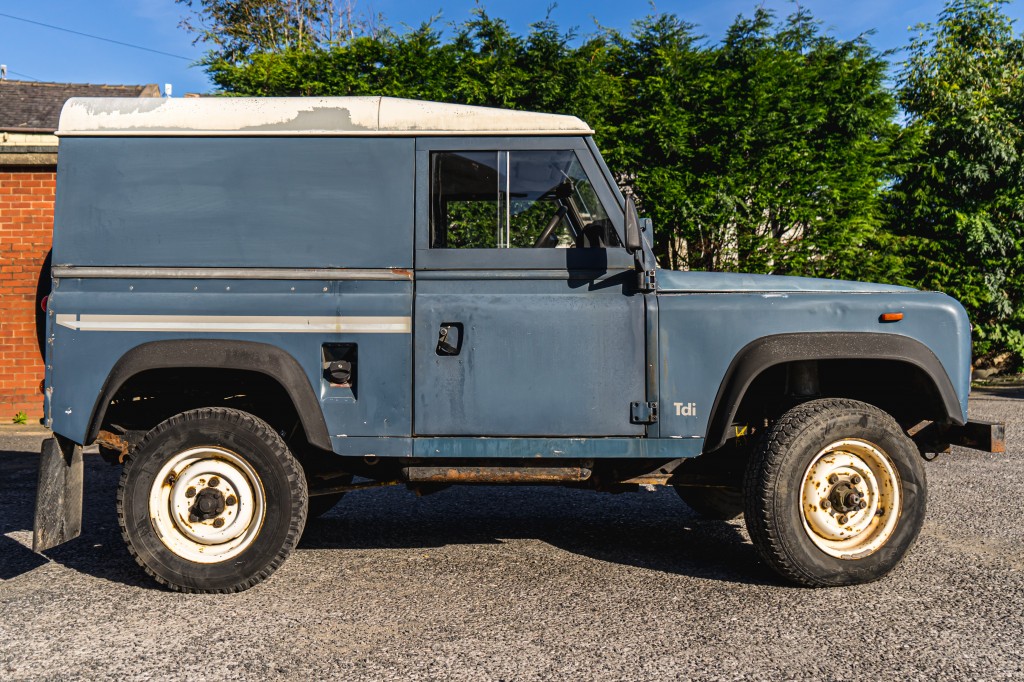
[149,446,266,564]
[800,438,902,560]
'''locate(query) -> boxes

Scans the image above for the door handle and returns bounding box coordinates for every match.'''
[436,322,463,356]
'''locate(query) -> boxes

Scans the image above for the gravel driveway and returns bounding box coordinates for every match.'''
[1,390,1021,681]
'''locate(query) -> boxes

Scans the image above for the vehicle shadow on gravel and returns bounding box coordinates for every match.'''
[2,450,774,589]
[300,485,776,586]
[0,535,48,580]
[0,450,153,589]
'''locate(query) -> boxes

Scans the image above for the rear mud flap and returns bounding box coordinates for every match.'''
[33,436,84,552]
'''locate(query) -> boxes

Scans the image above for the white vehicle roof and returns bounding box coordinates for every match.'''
[56,96,594,137]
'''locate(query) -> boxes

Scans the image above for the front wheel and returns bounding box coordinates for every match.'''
[744,398,926,587]
[118,408,307,593]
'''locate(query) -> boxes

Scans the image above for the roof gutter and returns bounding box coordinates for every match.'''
[1,127,56,134]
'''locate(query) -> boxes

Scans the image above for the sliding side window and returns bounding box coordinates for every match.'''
[430,150,616,249]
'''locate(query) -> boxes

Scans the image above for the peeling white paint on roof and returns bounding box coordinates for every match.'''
[56,96,593,137]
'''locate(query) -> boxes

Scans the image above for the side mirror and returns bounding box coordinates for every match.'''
[625,196,642,253]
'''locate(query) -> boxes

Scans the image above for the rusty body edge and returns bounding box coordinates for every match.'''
[308,480,401,496]
[910,418,1005,455]
[95,429,131,462]
[402,466,593,484]
[947,419,1005,453]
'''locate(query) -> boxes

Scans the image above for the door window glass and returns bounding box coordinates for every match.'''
[430,150,617,249]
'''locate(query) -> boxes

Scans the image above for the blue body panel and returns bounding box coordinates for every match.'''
[655,269,972,441]
[657,270,915,294]
[48,277,413,442]
[413,273,646,437]
[54,137,415,268]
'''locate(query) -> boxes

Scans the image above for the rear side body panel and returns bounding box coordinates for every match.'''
[53,137,414,268]
[49,276,413,446]
[48,135,415,446]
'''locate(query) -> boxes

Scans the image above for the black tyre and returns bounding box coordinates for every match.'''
[118,408,307,593]
[674,486,744,521]
[744,398,926,587]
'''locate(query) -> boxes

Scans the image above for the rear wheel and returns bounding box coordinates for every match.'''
[118,408,307,593]
[744,398,926,587]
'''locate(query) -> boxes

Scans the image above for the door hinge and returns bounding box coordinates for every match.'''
[637,269,656,292]
[630,401,659,424]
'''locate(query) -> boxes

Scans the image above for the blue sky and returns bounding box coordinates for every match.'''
[1,0,1022,95]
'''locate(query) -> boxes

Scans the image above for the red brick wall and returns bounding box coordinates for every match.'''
[0,168,55,422]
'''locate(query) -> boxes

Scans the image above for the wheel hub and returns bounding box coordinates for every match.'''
[827,480,865,514]
[191,487,226,521]
[149,446,266,564]
[800,439,902,559]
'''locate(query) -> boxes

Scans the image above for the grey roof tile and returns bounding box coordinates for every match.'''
[0,79,160,131]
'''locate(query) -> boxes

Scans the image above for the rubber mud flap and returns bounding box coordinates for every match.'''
[33,436,84,552]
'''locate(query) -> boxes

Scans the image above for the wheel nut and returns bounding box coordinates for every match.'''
[208,476,220,487]
[188,512,200,523]
[837,514,849,525]
[213,518,225,528]
[185,487,197,498]
[821,499,831,510]
[226,495,237,506]
[851,474,862,485]
[828,474,839,485]
[859,500,867,510]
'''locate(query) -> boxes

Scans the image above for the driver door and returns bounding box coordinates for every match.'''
[413,137,647,437]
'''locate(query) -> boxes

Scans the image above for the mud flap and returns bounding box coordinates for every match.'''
[32,436,84,552]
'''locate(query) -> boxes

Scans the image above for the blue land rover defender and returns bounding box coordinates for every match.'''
[33,96,1003,592]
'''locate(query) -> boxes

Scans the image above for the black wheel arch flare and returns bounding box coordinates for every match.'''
[704,332,964,452]
[86,339,332,450]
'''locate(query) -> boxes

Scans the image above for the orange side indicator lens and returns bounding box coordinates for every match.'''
[880,312,904,322]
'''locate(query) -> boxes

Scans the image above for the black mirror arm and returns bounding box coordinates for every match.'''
[624,196,642,253]
[637,217,657,271]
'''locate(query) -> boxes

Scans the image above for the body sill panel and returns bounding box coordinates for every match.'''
[326,436,703,459]
[411,437,703,459]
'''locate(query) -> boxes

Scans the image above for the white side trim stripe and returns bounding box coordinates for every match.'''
[51,266,412,281]
[55,314,411,334]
